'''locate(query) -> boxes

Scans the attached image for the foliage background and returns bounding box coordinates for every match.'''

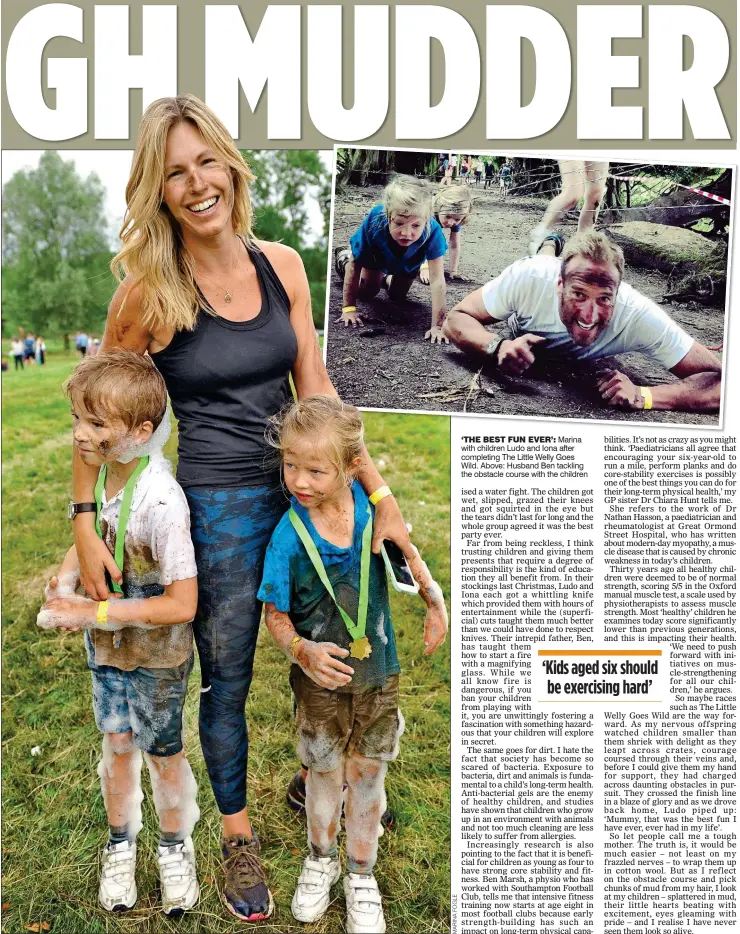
[2,150,332,341]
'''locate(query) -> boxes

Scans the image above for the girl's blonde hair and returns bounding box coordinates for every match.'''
[382,175,433,223]
[111,94,255,333]
[268,395,365,484]
[433,185,473,226]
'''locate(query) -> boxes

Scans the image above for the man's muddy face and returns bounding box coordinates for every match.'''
[557,255,619,346]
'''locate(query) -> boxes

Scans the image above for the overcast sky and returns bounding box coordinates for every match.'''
[2,149,334,245]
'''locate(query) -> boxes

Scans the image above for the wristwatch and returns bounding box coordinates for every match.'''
[67,501,97,520]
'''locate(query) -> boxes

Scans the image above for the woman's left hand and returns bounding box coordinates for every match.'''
[371,495,412,557]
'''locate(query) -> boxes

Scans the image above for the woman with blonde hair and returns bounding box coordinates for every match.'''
[71,94,411,923]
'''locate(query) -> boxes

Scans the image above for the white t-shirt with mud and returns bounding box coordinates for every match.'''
[89,452,197,671]
[480,256,694,366]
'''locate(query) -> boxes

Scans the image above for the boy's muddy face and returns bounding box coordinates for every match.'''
[388,212,425,248]
[283,439,346,509]
[71,394,137,466]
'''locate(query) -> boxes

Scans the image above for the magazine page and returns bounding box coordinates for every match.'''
[1,2,736,933]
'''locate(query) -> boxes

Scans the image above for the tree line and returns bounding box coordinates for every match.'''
[2,150,331,343]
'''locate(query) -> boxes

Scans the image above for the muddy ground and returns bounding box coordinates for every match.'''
[324,184,725,426]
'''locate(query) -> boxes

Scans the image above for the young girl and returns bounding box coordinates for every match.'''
[258,395,448,934]
[335,175,450,343]
[419,185,473,285]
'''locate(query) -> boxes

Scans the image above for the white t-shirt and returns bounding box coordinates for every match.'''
[89,451,198,671]
[480,256,694,367]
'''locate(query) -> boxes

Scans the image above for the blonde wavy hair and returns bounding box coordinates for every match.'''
[266,395,365,485]
[111,94,255,332]
[433,185,472,225]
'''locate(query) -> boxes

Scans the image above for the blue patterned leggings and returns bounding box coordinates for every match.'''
[185,483,286,815]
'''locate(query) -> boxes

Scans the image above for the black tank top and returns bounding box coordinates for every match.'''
[151,243,298,489]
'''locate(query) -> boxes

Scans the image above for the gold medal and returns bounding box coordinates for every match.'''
[350,637,372,660]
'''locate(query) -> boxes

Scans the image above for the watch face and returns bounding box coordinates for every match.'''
[67,502,76,519]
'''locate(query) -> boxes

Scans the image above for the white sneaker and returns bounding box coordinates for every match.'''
[99,839,137,912]
[344,873,386,933]
[291,854,341,922]
[157,836,199,915]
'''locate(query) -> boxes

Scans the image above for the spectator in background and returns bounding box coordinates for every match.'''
[484,161,495,189]
[35,335,46,365]
[10,338,25,370]
[500,161,513,197]
[75,331,89,358]
[24,333,36,365]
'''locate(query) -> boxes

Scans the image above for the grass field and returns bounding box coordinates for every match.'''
[1,351,451,933]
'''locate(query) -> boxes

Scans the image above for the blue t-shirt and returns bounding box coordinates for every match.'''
[258,483,400,693]
[349,204,448,276]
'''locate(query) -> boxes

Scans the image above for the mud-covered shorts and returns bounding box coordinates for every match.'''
[290,666,403,772]
[86,638,193,757]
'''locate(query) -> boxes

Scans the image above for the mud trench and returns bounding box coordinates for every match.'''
[325,184,724,426]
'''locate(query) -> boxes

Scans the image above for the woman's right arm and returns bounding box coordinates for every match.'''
[75,280,152,599]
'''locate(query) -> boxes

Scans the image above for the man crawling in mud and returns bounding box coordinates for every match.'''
[443,231,722,412]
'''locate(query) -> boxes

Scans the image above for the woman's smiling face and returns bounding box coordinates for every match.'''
[162,121,235,240]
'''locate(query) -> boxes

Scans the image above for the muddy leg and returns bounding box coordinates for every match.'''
[98,732,144,840]
[306,764,344,858]
[344,753,386,875]
[578,161,609,232]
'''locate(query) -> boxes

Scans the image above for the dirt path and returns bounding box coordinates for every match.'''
[325,184,725,426]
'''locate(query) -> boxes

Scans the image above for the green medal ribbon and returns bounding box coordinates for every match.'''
[94,456,150,596]
[289,503,373,660]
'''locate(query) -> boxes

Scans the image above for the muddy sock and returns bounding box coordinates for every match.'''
[159,830,185,848]
[109,824,133,846]
[310,842,339,860]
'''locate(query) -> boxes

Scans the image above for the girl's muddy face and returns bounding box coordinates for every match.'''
[71,395,135,466]
[438,213,463,229]
[283,439,346,509]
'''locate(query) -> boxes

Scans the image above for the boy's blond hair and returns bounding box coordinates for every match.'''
[65,350,168,430]
[561,230,625,283]
[382,175,433,223]
[268,395,365,484]
[433,185,472,225]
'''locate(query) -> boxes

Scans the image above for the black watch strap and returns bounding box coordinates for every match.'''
[68,501,97,519]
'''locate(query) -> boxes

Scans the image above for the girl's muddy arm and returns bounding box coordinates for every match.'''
[449,229,461,277]
[264,602,354,689]
[37,578,198,631]
[407,545,448,656]
[425,257,449,344]
[341,259,364,326]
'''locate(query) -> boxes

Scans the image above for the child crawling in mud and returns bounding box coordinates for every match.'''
[37,351,200,916]
[335,174,451,343]
[257,395,448,933]
[419,185,473,285]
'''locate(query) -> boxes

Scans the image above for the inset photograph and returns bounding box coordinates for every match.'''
[325,148,731,426]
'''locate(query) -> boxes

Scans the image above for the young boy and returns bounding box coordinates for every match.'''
[258,395,448,933]
[334,174,450,343]
[37,350,200,916]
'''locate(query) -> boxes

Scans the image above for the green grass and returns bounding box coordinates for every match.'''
[2,352,451,933]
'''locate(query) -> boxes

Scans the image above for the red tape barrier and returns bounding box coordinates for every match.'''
[610,175,731,207]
